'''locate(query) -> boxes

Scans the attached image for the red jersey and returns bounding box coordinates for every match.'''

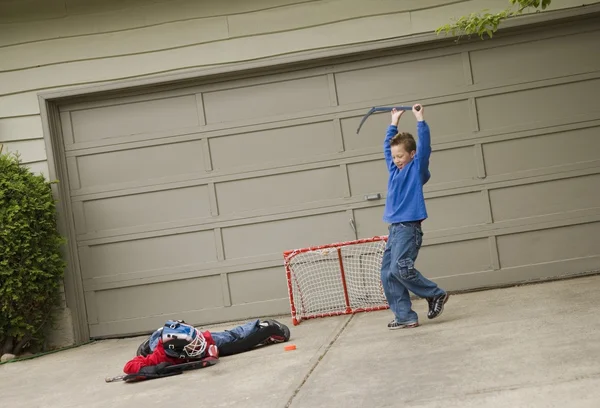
[123,330,218,374]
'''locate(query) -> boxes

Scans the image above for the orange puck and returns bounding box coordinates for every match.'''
[284,344,296,351]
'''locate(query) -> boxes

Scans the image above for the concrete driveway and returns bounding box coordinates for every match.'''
[2,274,600,408]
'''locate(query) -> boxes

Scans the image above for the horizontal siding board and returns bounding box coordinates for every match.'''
[0,0,66,24]
[0,0,467,71]
[0,92,40,119]
[0,11,424,97]
[0,116,43,141]
[0,0,314,45]
[1,139,47,163]
[0,18,229,72]
[227,0,462,37]
[22,160,50,179]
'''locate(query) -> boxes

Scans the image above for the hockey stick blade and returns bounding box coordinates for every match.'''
[105,358,218,383]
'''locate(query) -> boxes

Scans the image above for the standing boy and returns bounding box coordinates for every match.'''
[380,104,449,329]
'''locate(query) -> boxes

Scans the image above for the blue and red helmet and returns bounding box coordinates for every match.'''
[161,320,207,359]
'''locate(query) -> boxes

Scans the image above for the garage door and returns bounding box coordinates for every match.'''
[57,20,600,338]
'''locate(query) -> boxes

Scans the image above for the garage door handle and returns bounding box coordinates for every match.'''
[349,219,357,234]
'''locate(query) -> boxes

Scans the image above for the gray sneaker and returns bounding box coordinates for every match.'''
[387,320,419,330]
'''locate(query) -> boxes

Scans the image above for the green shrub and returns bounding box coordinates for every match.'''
[0,151,66,355]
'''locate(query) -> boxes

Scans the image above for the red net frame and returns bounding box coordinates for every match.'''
[283,236,389,325]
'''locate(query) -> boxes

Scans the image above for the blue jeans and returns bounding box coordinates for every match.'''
[148,319,260,351]
[380,222,445,324]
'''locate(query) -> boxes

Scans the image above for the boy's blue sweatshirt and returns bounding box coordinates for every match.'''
[383,121,432,224]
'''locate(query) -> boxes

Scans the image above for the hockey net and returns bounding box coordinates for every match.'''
[283,236,389,325]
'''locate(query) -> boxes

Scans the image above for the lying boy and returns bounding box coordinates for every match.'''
[123,318,290,378]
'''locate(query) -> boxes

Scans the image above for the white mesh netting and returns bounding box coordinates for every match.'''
[284,237,389,324]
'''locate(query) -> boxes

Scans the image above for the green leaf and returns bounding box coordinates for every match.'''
[435,0,553,41]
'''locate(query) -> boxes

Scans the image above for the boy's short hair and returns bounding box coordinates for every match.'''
[390,132,416,153]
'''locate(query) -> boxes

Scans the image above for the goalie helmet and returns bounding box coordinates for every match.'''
[161,320,207,359]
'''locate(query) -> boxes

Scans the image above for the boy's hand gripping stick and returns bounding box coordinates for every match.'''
[356,105,421,134]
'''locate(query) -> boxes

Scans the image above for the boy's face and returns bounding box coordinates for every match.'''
[391,144,416,170]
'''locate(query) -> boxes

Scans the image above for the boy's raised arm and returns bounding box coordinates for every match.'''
[384,108,405,171]
[414,105,431,174]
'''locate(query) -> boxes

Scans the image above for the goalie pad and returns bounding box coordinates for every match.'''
[218,320,290,357]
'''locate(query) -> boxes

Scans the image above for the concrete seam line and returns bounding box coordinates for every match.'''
[282,315,354,408]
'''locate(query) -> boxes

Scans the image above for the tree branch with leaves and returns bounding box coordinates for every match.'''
[436,0,553,40]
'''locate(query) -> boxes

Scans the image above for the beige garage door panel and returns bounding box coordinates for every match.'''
[333,53,466,105]
[417,238,493,280]
[228,267,289,305]
[497,222,600,269]
[215,166,346,215]
[203,75,332,124]
[469,29,600,85]
[78,185,211,234]
[482,125,600,177]
[425,192,489,232]
[74,140,206,190]
[353,206,387,238]
[490,174,600,223]
[93,274,224,324]
[70,95,200,143]
[82,230,217,279]
[476,79,600,131]
[340,99,472,152]
[222,211,355,260]
[209,121,339,171]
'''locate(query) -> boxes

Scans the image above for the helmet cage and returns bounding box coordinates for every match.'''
[161,320,207,359]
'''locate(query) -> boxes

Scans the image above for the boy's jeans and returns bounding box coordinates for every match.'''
[148,319,260,351]
[209,319,260,347]
[380,221,445,324]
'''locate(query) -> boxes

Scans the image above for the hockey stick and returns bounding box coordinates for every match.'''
[105,358,218,383]
[356,105,421,134]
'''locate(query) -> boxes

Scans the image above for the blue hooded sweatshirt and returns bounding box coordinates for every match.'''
[382,121,431,224]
